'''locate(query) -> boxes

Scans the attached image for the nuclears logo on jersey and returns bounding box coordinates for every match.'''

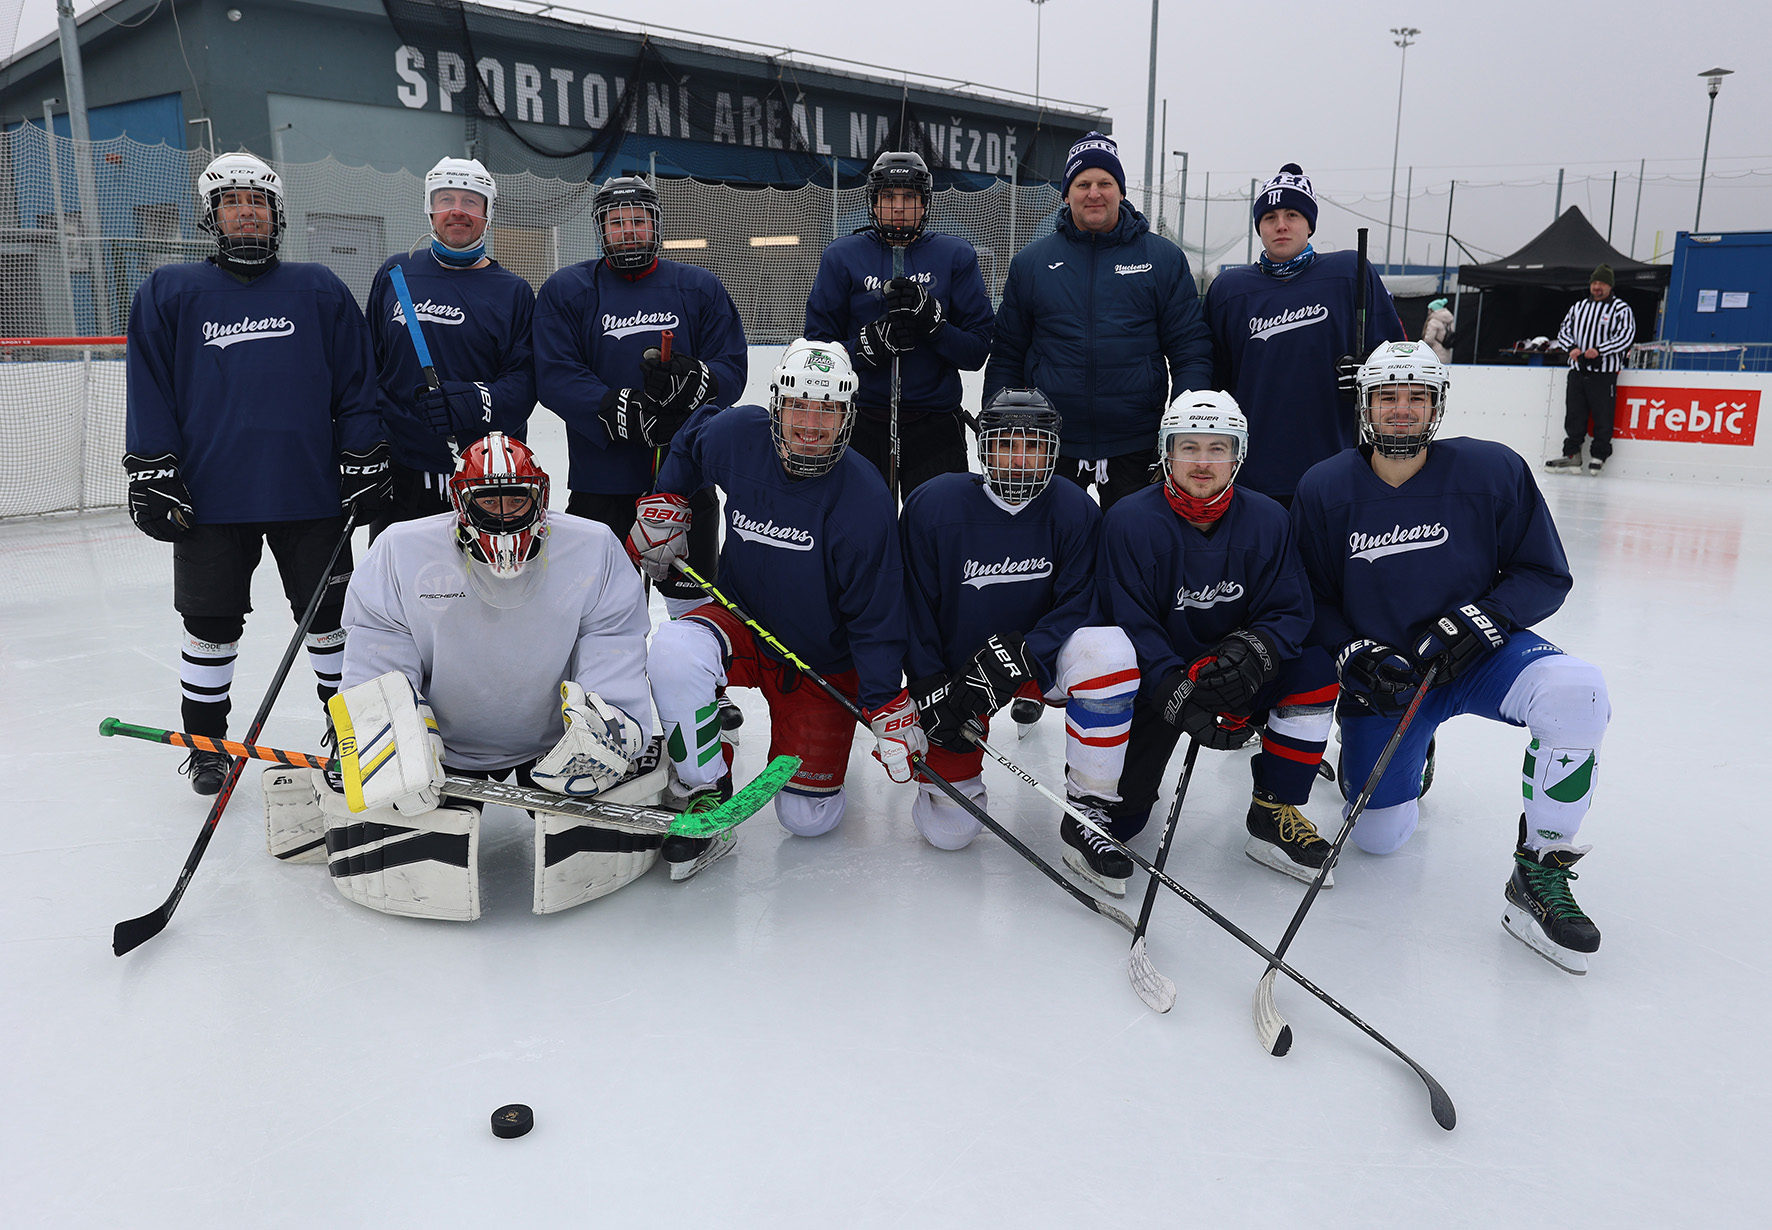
[392,298,466,327]
[1115,263,1154,277]
[1612,385,1760,446]
[1173,580,1245,609]
[961,555,1053,589]
[601,309,681,340]
[730,509,814,551]
[862,272,934,292]
[1349,522,1450,562]
[202,315,296,349]
[1248,304,1328,342]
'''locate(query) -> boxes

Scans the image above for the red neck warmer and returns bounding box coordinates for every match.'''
[1165,481,1234,525]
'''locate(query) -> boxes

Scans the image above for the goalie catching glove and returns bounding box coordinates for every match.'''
[326,671,445,816]
[625,492,691,581]
[531,681,646,797]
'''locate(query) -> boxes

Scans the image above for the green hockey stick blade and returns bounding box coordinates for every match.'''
[667,754,801,837]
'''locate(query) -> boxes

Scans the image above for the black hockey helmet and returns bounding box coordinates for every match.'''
[594,175,663,272]
[977,388,1062,505]
[868,151,933,242]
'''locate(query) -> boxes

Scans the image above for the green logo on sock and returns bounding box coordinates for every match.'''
[1543,748,1596,803]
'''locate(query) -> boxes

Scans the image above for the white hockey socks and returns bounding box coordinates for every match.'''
[1504,654,1610,848]
[305,627,346,701]
[1055,627,1139,803]
[180,628,238,729]
[327,671,446,817]
[531,681,645,797]
[649,617,728,792]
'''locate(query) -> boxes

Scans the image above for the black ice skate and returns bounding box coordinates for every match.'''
[1244,789,1334,886]
[716,687,744,734]
[1503,817,1601,975]
[663,776,736,882]
[180,749,230,796]
[1060,800,1132,898]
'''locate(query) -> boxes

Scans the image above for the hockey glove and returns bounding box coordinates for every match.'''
[866,688,927,784]
[1411,603,1507,685]
[1156,654,1217,729]
[956,632,1039,720]
[625,492,691,582]
[339,442,393,516]
[1336,639,1420,714]
[855,318,911,368]
[883,276,944,339]
[1180,702,1260,752]
[910,673,973,754]
[414,380,494,437]
[1334,354,1362,402]
[599,387,692,450]
[1186,629,1279,716]
[532,681,646,797]
[123,451,195,542]
[641,348,715,420]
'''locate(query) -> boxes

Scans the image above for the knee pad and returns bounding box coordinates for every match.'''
[777,789,846,838]
[323,787,481,921]
[647,617,724,691]
[1349,799,1418,855]
[1515,656,1611,748]
[910,778,986,851]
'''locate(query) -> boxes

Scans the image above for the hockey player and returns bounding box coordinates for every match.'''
[804,150,994,500]
[636,341,922,849]
[533,175,746,616]
[365,158,536,536]
[274,432,668,920]
[899,388,1141,889]
[1099,391,1340,886]
[1292,342,1611,973]
[124,151,386,796]
[1203,164,1406,506]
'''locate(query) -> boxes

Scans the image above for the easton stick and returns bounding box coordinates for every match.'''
[966,726,1454,1131]
[112,510,357,956]
[673,561,1135,933]
[888,245,904,496]
[1251,662,1440,1059]
[1128,740,1201,1013]
[98,717,796,841]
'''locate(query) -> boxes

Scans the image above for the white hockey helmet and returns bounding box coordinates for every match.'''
[1356,340,1449,458]
[425,156,496,221]
[1158,390,1248,518]
[197,152,284,264]
[769,339,858,479]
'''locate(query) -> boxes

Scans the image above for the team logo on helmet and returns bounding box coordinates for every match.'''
[806,350,834,373]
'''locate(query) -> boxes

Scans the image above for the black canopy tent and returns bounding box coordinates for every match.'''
[1453,208,1670,364]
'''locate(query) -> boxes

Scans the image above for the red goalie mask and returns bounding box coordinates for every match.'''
[449,433,549,579]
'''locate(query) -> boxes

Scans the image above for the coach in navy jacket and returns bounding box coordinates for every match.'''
[985,133,1211,509]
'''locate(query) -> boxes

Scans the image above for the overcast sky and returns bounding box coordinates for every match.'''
[11,0,1769,265]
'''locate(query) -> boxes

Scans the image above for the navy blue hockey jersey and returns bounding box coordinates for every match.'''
[366,252,536,473]
[654,406,906,709]
[534,258,747,494]
[900,472,1100,690]
[126,259,380,523]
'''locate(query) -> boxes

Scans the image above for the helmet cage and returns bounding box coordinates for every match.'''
[868,152,933,243]
[197,153,285,266]
[595,177,663,272]
[1356,342,1449,459]
[977,390,1062,505]
[449,434,550,579]
[770,341,858,479]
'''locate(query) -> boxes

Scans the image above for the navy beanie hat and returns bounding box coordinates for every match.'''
[1063,132,1126,197]
[1254,163,1318,233]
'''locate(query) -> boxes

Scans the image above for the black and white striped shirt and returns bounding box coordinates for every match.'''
[1556,294,1637,373]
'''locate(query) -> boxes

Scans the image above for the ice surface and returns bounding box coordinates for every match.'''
[2,467,1765,1227]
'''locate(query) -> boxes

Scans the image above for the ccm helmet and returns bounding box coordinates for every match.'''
[769,339,859,479]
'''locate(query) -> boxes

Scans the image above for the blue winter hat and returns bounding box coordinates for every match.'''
[1254,163,1318,233]
[1063,132,1125,197]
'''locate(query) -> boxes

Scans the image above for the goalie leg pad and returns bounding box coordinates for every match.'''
[263,765,329,863]
[531,681,647,797]
[322,787,480,921]
[327,671,445,816]
[532,815,662,914]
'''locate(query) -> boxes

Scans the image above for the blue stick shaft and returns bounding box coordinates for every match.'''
[389,265,439,389]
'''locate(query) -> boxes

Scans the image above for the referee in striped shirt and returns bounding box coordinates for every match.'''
[1547,264,1637,475]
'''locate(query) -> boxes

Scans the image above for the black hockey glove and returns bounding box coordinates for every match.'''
[1186,629,1279,716]
[883,276,944,339]
[1336,639,1419,715]
[956,632,1039,719]
[414,380,493,437]
[1180,701,1260,752]
[123,451,194,543]
[1334,353,1362,402]
[1155,655,1214,728]
[641,348,714,419]
[339,442,392,516]
[855,318,911,368]
[910,673,973,754]
[599,387,691,449]
[1411,603,1507,685]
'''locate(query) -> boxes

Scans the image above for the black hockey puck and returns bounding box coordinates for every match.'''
[490,1103,534,1139]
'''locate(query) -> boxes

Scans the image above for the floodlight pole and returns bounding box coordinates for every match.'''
[1384,26,1419,275]
[1142,0,1160,218]
[1694,67,1733,232]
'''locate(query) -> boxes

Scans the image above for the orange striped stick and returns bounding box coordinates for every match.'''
[99,717,336,772]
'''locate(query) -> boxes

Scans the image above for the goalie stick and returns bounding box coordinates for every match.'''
[966,726,1454,1131]
[97,717,797,840]
[674,561,1134,934]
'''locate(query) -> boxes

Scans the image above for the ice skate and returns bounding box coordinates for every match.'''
[1502,817,1600,975]
[1244,789,1334,886]
[663,781,737,881]
[180,749,230,796]
[1060,799,1132,897]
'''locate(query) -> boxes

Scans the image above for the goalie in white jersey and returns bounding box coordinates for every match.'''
[262,433,686,921]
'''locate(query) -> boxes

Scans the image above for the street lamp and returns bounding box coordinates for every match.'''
[1384,26,1420,275]
[1030,0,1051,107]
[1694,66,1733,232]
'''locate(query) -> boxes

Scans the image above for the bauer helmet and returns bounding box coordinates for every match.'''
[868,151,933,243]
[449,432,549,580]
[977,388,1062,505]
[1158,390,1248,522]
[425,157,496,264]
[197,152,284,266]
[769,339,858,479]
[594,176,663,272]
[1356,340,1449,458]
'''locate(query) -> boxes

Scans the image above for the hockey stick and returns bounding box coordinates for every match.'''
[673,561,1134,933]
[112,509,357,956]
[1355,227,1370,360]
[1128,740,1201,1013]
[96,718,797,839]
[1252,662,1439,1058]
[970,727,1455,1131]
[888,246,904,498]
[390,265,460,460]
